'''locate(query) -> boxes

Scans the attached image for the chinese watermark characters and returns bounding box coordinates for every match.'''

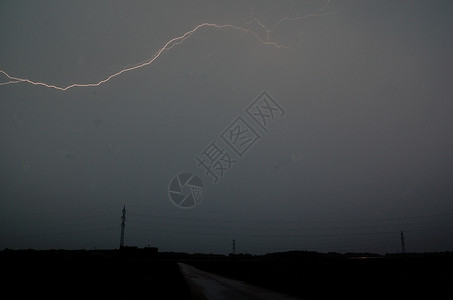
[168,91,285,208]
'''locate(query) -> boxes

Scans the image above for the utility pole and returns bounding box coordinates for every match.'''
[120,205,126,249]
[400,230,406,256]
[232,238,236,255]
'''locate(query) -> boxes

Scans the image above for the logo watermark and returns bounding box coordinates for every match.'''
[167,91,285,209]
[168,173,205,209]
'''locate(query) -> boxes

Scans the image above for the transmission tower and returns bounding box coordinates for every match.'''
[232,238,236,255]
[120,205,126,249]
[400,230,406,256]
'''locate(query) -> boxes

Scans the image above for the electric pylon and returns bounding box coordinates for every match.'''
[120,205,126,249]
[400,230,406,255]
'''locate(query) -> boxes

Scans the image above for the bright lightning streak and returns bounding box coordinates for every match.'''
[0,23,283,91]
[0,4,336,92]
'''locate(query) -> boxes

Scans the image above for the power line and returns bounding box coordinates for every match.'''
[127,211,453,225]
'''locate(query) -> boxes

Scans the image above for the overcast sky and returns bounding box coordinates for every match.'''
[1,0,452,254]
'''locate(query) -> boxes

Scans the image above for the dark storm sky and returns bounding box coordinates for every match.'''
[1,0,452,254]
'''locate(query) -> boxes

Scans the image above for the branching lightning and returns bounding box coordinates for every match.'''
[0,23,282,91]
[0,2,335,91]
[245,10,336,46]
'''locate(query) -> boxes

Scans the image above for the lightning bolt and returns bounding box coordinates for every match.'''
[0,3,336,91]
[0,23,283,91]
[271,10,337,32]
[245,10,336,45]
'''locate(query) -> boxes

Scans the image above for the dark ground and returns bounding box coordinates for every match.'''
[1,249,190,299]
[189,252,453,299]
[2,249,452,299]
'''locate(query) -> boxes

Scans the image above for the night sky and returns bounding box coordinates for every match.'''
[1,0,452,254]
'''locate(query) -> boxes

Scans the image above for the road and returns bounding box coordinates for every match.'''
[178,263,302,300]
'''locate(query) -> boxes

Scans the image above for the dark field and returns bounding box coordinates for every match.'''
[2,249,452,299]
[1,249,190,299]
[190,252,453,299]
